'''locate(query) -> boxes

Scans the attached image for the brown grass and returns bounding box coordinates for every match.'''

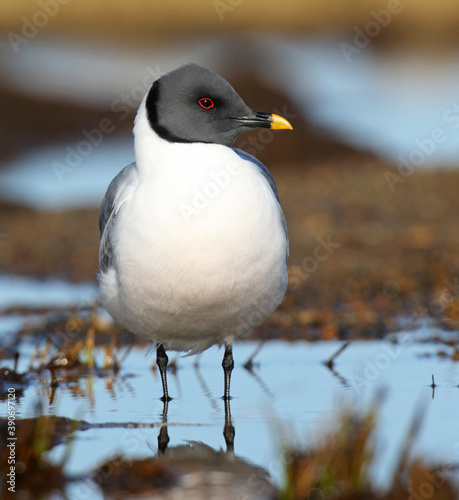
[0,411,78,498]
[281,403,458,500]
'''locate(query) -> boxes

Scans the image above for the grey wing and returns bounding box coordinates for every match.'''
[232,148,289,259]
[99,162,137,273]
[233,148,281,201]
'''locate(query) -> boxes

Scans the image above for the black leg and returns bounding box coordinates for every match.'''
[222,343,234,400]
[223,397,235,453]
[156,343,172,402]
[157,398,170,455]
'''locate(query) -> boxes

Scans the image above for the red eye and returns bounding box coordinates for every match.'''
[198,98,214,109]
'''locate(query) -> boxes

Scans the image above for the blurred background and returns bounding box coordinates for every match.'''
[2,3,459,499]
[1,0,459,336]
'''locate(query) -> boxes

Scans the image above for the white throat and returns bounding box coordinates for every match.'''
[133,94,173,177]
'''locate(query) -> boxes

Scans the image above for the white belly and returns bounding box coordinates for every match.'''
[98,145,288,352]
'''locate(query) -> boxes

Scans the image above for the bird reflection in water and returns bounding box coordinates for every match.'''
[154,392,275,499]
[156,390,235,456]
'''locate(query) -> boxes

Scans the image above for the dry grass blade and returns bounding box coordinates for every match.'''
[281,402,458,500]
[282,408,376,499]
[324,341,351,370]
[243,340,264,371]
[84,327,95,368]
[37,338,51,370]
[47,340,84,369]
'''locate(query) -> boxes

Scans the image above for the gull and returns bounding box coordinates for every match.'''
[98,64,292,401]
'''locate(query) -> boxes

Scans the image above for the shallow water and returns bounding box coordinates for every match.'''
[256,35,459,166]
[3,332,459,496]
[0,275,97,309]
[0,275,97,342]
[0,138,134,209]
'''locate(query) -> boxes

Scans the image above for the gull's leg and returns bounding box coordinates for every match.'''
[156,343,172,402]
[222,343,234,400]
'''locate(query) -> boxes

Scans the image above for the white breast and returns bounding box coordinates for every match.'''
[98,104,287,352]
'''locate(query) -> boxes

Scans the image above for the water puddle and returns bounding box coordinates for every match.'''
[2,326,459,498]
[0,275,97,310]
[0,139,133,209]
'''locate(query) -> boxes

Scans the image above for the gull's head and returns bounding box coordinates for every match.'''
[135,63,292,148]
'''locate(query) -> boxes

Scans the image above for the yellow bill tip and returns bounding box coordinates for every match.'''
[270,113,293,130]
